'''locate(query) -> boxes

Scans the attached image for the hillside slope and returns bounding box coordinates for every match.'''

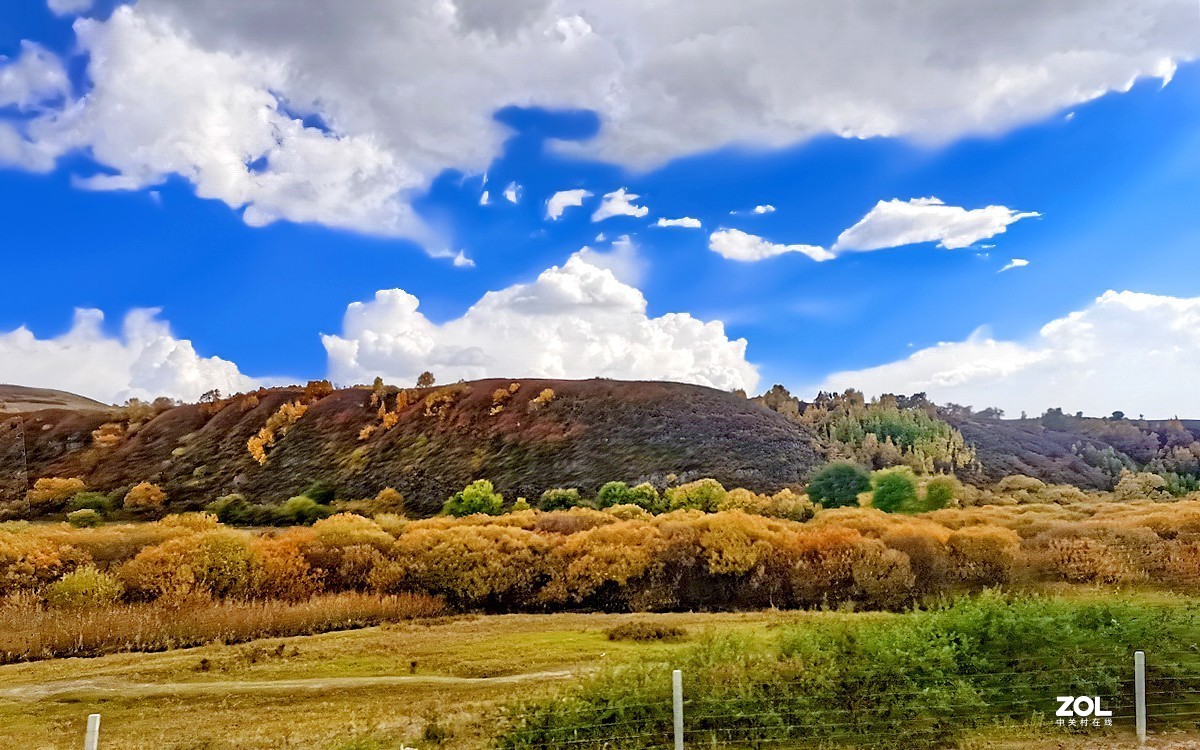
[0,379,824,514]
[0,384,109,413]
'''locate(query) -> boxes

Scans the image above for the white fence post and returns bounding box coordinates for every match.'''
[1134,650,1146,745]
[84,713,100,750]
[672,669,684,750]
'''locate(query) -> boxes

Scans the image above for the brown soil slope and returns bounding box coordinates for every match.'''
[1,379,823,514]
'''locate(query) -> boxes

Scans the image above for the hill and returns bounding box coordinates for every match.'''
[0,384,110,413]
[0,379,823,514]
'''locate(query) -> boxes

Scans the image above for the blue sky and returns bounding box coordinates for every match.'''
[2,1,1199,416]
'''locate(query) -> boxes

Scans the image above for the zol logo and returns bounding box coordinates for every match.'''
[1056,696,1113,718]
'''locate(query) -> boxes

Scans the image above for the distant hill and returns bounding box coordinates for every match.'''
[1,379,823,514]
[5,378,1199,515]
[0,384,110,413]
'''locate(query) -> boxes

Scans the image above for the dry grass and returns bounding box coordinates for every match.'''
[0,591,445,664]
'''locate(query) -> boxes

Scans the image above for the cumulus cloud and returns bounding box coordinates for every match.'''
[818,291,1200,418]
[452,250,476,268]
[832,197,1040,252]
[13,9,424,237]
[1,2,1193,240]
[546,188,591,219]
[592,187,649,222]
[503,181,522,204]
[1000,258,1030,272]
[753,205,775,215]
[322,254,758,392]
[0,309,263,404]
[656,216,702,228]
[708,228,834,262]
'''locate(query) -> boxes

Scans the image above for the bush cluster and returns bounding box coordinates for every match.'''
[6,497,1200,615]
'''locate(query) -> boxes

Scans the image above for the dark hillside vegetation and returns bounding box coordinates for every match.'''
[1,379,823,515]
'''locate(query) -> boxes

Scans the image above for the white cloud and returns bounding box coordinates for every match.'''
[709,198,1039,263]
[503,181,522,204]
[818,291,1200,418]
[0,42,70,110]
[46,0,93,17]
[753,205,775,215]
[999,258,1029,272]
[546,188,591,219]
[3,2,1194,241]
[479,190,490,206]
[322,254,757,392]
[453,250,476,268]
[572,235,643,285]
[832,197,1040,252]
[592,187,649,222]
[0,309,262,404]
[17,9,424,238]
[708,228,834,263]
[656,216,702,228]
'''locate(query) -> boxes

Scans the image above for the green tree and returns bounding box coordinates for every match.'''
[806,463,871,508]
[871,468,920,513]
[443,479,504,517]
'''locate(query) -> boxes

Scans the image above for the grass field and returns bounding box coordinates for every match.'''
[2,599,1199,749]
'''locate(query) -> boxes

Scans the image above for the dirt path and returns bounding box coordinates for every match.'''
[0,669,576,702]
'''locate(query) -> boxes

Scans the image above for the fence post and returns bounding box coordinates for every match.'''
[1134,650,1146,745]
[672,669,684,750]
[84,713,100,750]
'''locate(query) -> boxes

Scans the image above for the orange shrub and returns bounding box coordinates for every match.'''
[124,482,167,514]
[26,477,86,510]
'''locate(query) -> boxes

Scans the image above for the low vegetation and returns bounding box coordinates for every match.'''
[0,591,444,663]
[501,593,1200,749]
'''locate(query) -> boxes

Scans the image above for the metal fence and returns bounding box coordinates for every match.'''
[76,648,1200,748]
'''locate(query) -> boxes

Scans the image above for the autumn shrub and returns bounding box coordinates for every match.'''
[26,477,86,511]
[119,528,258,602]
[124,482,167,514]
[0,592,445,663]
[44,566,123,609]
[947,525,1021,587]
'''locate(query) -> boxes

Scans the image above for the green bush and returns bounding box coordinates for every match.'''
[539,488,583,511]
[45,567,124,609]
[598,482,664,513]
[66,492,112,515]
[806,462,871,508]
[923,474,961,510]
[665,478,726,512]
[443,480,504,517]
[275,496,333,525]
[66,509,104,528]
[871,467,920,513]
